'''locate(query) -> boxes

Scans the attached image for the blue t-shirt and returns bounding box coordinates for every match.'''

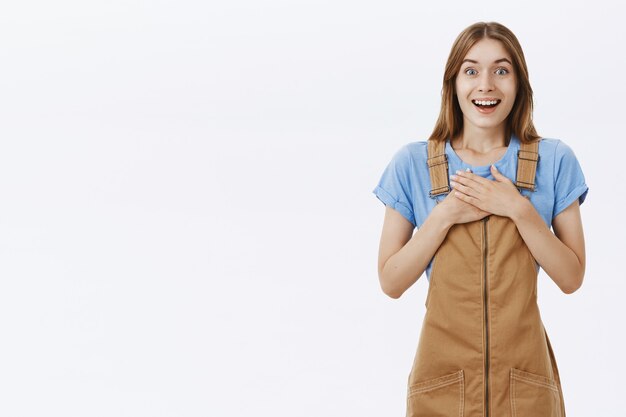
[372,134,589,281]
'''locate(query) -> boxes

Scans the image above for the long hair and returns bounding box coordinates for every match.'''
[428,22,541,144]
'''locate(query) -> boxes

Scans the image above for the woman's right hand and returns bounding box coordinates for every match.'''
[435,188,492,225]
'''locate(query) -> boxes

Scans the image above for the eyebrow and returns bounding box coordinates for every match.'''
[462,58,512,65]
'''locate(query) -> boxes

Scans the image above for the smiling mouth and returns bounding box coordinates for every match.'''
[472,99,501,108]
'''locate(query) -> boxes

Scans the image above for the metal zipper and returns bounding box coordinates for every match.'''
[483,216,490,417]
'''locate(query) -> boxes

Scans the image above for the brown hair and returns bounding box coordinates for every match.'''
[428,22,541,144]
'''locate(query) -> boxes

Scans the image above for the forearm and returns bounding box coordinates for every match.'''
[381,206,452,298]
[510,197,583,294]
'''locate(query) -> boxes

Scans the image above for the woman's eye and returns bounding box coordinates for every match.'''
[464,68,477,75]
[496,68,509,75]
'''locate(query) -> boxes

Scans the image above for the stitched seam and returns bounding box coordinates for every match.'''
[481,230,486,416]
[511,370,517,417]
[410,372,462,388]
[380,186,413,215]
[459,371,464,417]
[408,376,462,395]
[518,155,538,161]
[512,368,558,387]
[374,185,415,226]
[425,252,440,307]
[408,373,463,395]
[431,185,450,192]
[427,159,448,167]
[424,267,434,308]
[553,390,562,417]
[554,183,588,215]
[512,375,558,391]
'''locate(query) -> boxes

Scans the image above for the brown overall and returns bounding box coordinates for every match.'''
[405,138,566,417]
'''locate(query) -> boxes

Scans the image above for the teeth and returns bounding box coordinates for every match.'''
[473,99,500,105]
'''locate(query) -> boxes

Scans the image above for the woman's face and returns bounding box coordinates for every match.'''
[455,38,517,133]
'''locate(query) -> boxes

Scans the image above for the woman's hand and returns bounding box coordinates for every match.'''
[435,184,492,225]
[449,165,525,218]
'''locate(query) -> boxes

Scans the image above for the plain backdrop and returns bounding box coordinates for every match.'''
[0,0,624,416]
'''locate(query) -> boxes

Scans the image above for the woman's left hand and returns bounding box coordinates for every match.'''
[449,165,525,218]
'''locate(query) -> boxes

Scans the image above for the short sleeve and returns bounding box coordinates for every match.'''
[552,140,589,220]
[372,145,416,227]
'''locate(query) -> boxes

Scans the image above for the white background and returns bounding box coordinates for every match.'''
[0,1,623,416]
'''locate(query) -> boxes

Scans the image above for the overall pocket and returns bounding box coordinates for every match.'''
[510,368,562,417]
[407,370,464,417]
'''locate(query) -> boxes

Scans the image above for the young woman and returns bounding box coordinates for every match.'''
[372,22,588,416]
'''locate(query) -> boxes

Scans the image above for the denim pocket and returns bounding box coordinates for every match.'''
[510,368,562,417]
[407,369,464,417]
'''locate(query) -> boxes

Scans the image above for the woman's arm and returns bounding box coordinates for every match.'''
[510,197,586,294]
[377,188,492,298]
[377,205,452,299]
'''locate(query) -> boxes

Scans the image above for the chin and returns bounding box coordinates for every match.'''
[470,119,506,128]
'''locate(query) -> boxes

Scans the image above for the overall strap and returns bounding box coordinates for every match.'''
[515,138,541,192]
[427,137,542,196]
[427,139,451,197]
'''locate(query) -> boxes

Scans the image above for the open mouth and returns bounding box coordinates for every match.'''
[472,99,501,109]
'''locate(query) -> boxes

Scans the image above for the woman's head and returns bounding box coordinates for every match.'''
[428,22,540,144]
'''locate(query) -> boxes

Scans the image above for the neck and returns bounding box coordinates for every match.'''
[453,125,510,152]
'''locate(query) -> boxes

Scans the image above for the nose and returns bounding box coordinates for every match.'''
[478,71,495,92]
